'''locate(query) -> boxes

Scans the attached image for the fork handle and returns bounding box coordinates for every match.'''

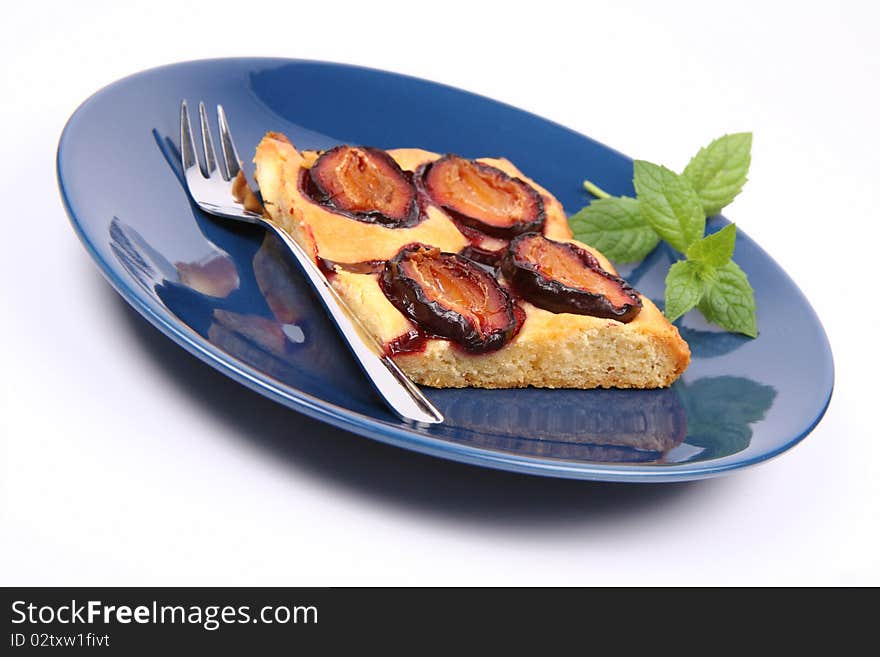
[264,223,444,425]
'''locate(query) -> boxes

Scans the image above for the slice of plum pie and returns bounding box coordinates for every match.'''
[252,133,690,389]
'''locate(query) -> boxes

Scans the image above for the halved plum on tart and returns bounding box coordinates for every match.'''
[380,244,521,353]
[502,233,642,322]
[304,145,419,227]
[422,154,545,238]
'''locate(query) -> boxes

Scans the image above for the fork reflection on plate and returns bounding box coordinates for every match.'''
[178,100,443,425]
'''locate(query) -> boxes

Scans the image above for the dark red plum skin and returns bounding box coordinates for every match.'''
[380,244,521,353]
[502,233,642,322]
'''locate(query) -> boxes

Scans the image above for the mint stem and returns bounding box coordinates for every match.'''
[583,179,611,199]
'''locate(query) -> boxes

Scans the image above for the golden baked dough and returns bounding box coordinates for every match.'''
[254,133,690,389]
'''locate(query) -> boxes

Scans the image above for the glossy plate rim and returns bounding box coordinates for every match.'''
[56,57,834,482]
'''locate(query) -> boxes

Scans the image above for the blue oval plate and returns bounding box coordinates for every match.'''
[57,58,833,482]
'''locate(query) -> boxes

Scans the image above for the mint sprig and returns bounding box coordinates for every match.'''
[686,222,736,267]
[568,197,659,263]
[633,161,705,253]
[683,133,752,216]
[570,132,757,337]
[664,260,705,323]
[698,261,757,337]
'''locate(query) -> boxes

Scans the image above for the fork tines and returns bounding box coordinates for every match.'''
[180,100,242,182]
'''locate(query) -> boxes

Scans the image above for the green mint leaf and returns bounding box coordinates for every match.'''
[568,197,660,263]
[664,260,705,323]
[682,133,752,216]
[686,223,737,267]
[633,160,705,253]
[698,261,757,337]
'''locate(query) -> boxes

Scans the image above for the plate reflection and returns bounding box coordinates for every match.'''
[432,387,687,463]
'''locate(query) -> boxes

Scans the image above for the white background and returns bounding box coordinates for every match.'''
[1,0,878,585]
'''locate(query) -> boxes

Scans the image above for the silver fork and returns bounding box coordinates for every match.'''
[179,101,443,425]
